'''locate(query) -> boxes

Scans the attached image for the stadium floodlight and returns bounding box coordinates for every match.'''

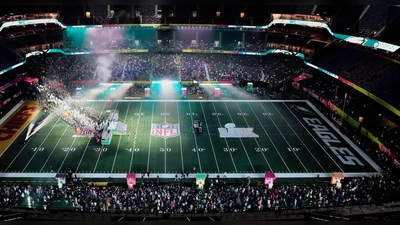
[161,80,173,85]
[99,83,115,86]
[152,80,179,84]
[199,83,232,86]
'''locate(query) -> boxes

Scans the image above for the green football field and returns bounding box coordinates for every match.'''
[0,99,382,179]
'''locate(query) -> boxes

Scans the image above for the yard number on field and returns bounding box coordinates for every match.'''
[192,148,205,152]
[32,147,44,152]
[224,147,237,152]
[94,147,107,152]
[287,147,300,152]
[160,147,171,152]
[255,147,269,152]
[62,147,76,152]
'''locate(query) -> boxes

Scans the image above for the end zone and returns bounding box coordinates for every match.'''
[0,101,41,156]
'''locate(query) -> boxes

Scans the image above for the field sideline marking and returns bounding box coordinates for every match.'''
[78,99,309,103]
[224,102,255,173]
[0,101,24,125]
[0,171,381,179]
[188,102,202,172]
[281,102,344,173]
[272,102,326,172]
[200,102,220,173]
[235,102,272,172]
[259,102,309,172]
[211,102,238,173]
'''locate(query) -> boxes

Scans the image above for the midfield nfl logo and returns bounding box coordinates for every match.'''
[151,122,180,139]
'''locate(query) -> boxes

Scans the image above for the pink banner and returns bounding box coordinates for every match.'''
[292,73,313,82]
[20,75,38,83]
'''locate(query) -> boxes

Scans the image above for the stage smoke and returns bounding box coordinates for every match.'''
[94,54,116,82]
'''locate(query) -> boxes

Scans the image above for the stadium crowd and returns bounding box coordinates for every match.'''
[0,171,398,214]
[25,52,304,85]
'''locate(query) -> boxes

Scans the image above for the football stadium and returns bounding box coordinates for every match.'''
[0,2,400,221]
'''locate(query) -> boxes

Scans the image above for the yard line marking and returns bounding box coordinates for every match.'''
[247,102,291,172]
[93,101,118,173]
[57,136,78,173]
[42,101,97,173]
[93,145,105,173]
[38,122,70,172]
[282,102,344,173]
[21,116,64,172]
[224,102,255,173]
[200,102,220,173]
[129,102,143,173]
[188,102,202,172]
[75,101,107,172]
[111,101,130,172]
[74,138,92,172]
[147,102,155,172]
[164,102,167,173]
[4,114,60,172]
[211,102,237,173]
[234,102,272,172]
[272,102,326,172]
[177,102,184,173]
[258,102,308,172]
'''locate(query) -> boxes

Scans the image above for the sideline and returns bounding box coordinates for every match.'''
[0,172,381,179]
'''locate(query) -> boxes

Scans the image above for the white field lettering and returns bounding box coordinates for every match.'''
[303,117,364,166]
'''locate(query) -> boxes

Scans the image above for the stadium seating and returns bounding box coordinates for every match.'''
[358,5,388,37]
